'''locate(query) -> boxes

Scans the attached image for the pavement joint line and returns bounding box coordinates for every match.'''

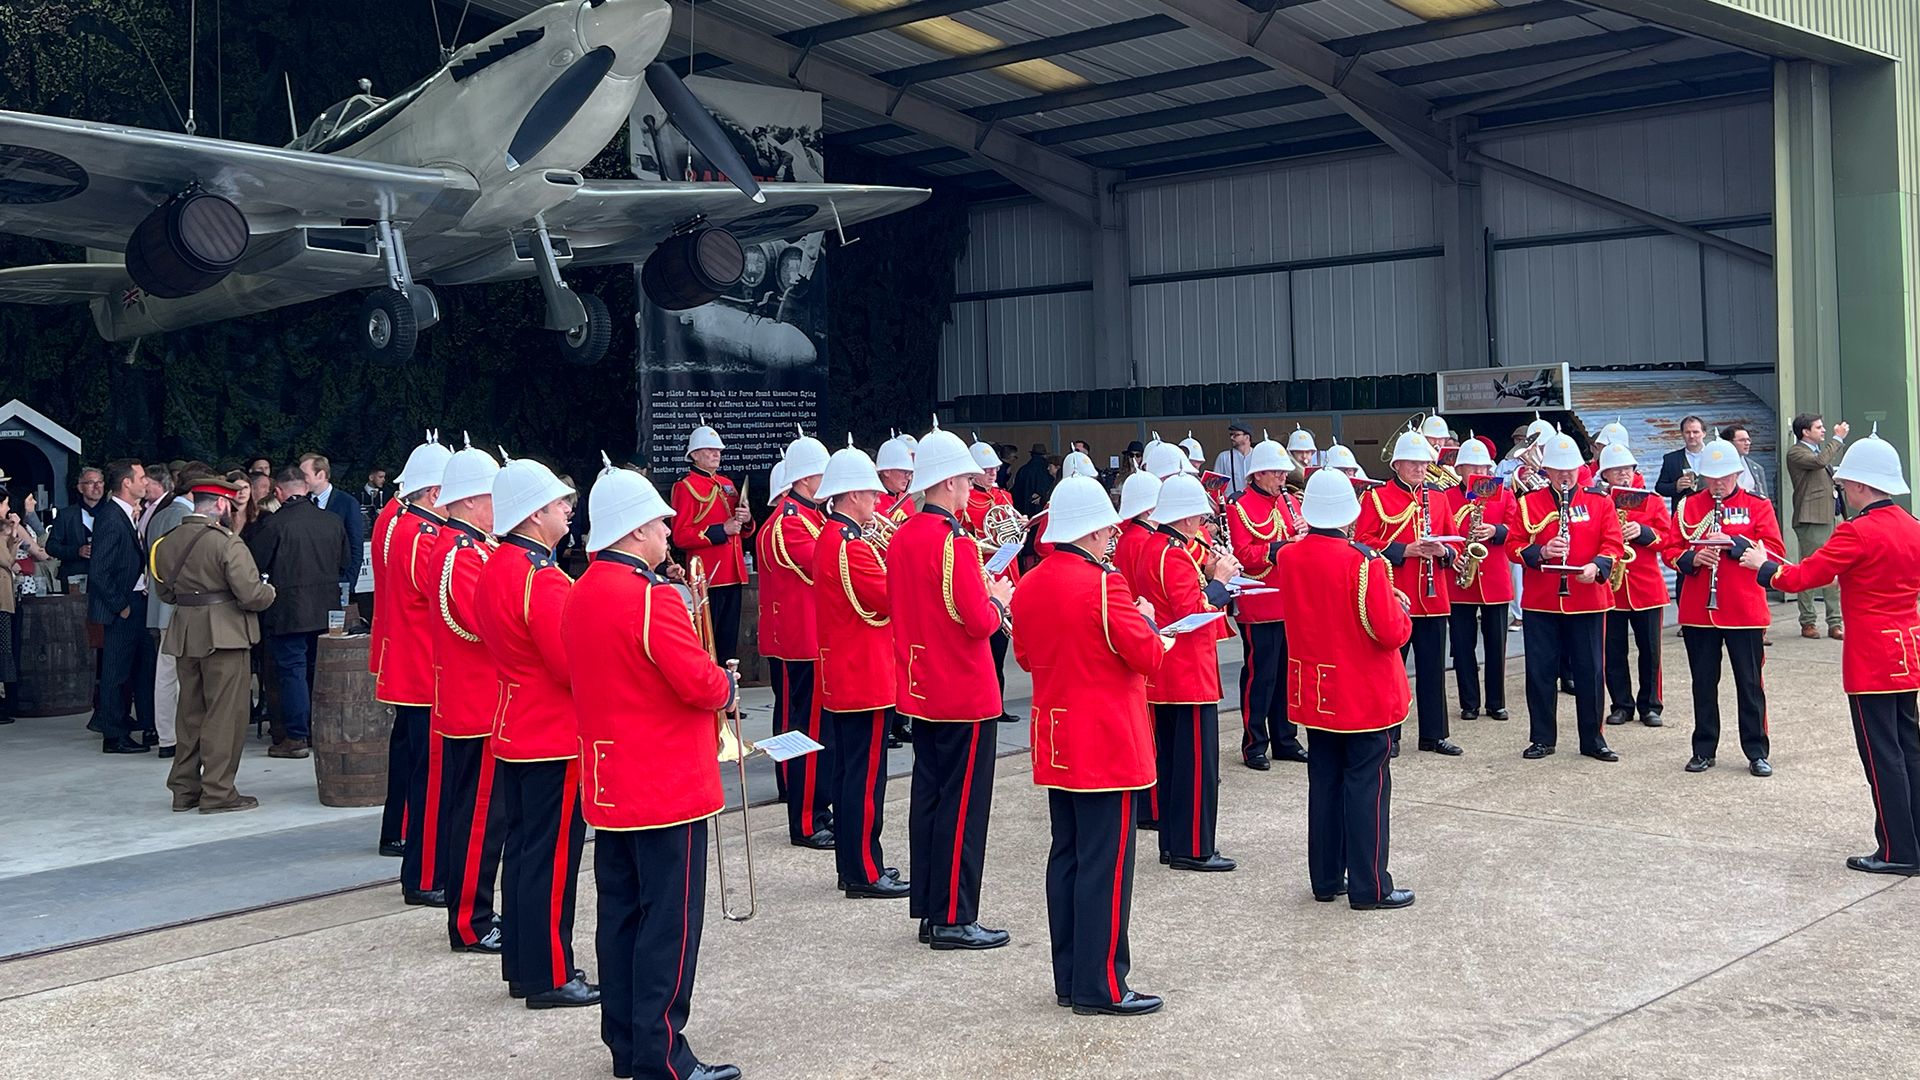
[1391,795,1843,855]
[1486,876,1911,1079]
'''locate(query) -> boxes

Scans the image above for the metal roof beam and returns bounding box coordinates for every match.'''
[827,124,915,146]
[1084,114,1362,167]
[1144,0,1455,182]
[667,53,730,77]
[1473,77,1769,131]
[665,1,1099,222]
[1432,36,1694,119]
[964,58,1272,122]
[1124,131,1385,180]
[778,0,1008,47]
[1432,52,1766,111]
[889,146,974,168]
[1028,86,1324,144]
[1382,26,1678,85]
[874,16,1185,87]
[1325,1,1587,57]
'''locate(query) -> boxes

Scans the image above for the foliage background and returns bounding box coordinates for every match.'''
[0,0,964,495]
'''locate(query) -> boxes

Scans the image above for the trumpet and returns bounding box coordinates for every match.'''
[689,557,758,922]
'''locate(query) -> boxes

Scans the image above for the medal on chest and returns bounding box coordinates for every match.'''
[1722,506,1751,526]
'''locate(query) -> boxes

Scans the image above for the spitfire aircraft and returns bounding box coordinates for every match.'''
[0,0,928,364]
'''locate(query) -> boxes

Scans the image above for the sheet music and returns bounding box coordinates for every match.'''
[753,731,825,763]
[1162,611,1228,635]
[985,540,1022,575]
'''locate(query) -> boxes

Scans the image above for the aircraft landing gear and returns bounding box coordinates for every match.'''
[528,213,609,365]
[360,220,439,364]
[557,293,611,366]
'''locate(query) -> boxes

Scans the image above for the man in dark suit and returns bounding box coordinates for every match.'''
[1654,415,1711,514]
[45,467,105,584]
[249,467,349,757]
[89,459,153,754]
[299,452,364,603]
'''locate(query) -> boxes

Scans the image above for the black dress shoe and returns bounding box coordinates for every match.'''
[1748,758,1773,777]
[1487,707,1510,722]
[1560,678,1576,695]
[1168,853,1237,872]
[1685,756,1715,773]
[1418,738,1464,756]
[453,926,503,954]
[510,968,588,999]
[1605,707,1632,726]
[1641,710,1664,727]
[403,888,448,907]
[929,921,1010,951]
[1158,852,1171,865]
[1846,855,1920,876]
[1272,744,1309,764]
[1137,819,1159,831]
[791,829,835,850]
[690,1065,742,1080]
[917,919,931,945]
[378,840,405,858]
[1459,708,1479,722]
[157,746,175,758]
[1072,990,1164,1017]
[1313,883,1348,903]
[1350,888,1416,911]
[526,976,602,1010]
[844,876,911,899]
[102,735,149,754]
[1582,746,1621,763]
[1522,743,1555,760]
[998,712,1019,724]
[142,729,159,747]
[1055,994,1071,1008]
[1242,755,1271,771]
[1389,741,1401,759]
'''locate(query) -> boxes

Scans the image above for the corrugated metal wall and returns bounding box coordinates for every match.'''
[940,202,1093,400]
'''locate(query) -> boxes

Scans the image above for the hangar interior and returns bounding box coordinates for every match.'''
[472,0,1920,477]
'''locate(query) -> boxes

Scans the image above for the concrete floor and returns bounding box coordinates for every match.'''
[1,604,1913,1079]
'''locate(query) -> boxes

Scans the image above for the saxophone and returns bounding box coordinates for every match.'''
[1455,495,1487,589]
[1609,505,1633,590]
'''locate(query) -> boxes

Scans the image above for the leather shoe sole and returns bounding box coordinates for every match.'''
[1349,889,1416,911]
[842,880,911,899]
[1072,992,1163,1017]
[1418,739,1464,756]
[1168,854,1236,872]
[403,889,448,907]
[1581,748,1621,763]
[1313,885,1348,903]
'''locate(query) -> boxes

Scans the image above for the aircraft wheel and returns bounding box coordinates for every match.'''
[556,292,611,366]
[360,289,418,364]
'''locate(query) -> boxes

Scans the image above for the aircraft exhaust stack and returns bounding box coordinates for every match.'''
[126,190,250,299]
[640,225,745,311]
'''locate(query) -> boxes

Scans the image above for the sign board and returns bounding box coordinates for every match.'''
[355,541,374,594]
[1437,363,1572,414]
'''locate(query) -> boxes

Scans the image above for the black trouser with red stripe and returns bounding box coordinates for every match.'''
[1606,607,1665,717]
[596,820,708,1080]
[908,719,996,927]
[1524,611,1607,753]
[1849,692,1920,865]
[1047,788,1139,1007]
[438,734,506,948]
[1305,728,1395,903]
[1398,616,1452,745]
[1450,602,1508,714]
[395,705,440,894]
[380,704,415,848]
[829,708,893,887]
[1154,703,1221,860]
[1238,620,1302,761]
[497,758,586,993]
[767,658,788,803]
[709,583,742,665]
[1684,626,1769,763]
[777,659,833,842]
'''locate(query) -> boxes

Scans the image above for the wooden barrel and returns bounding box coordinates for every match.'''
[13,592,93,717]
[309,634,390,807]
[737,577,766,687]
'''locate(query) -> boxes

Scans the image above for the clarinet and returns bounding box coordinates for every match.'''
[1706,492,1725,611]
[1417,483,1437,598]
[1553,483,1572,597]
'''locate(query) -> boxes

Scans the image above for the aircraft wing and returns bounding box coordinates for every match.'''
[0,262,128,304]
[0,111,479,252]
[551,181,929,269]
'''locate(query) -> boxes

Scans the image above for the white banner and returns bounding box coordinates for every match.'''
[1437,363,1573,414]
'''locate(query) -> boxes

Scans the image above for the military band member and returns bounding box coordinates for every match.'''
[472,459,598,1008]
[1665,439,1783,777]
[1514,433,1624,761]
[1140,474,1241,871]
[755,456,791,802]
[1448,436,1517,722]
[813,443,910,900]
[563,469,742,1080]
[1324,443,1381,489]
[1276,470,1415,910]
[889,424,1015,951]
[1286,425,1319,473]
[964,438,1021,725]
[1180,434,1206,472]
[1743,431,1920,874]
[765,434,835,848]
[149,477,277,814]
[875,433,917,526]
[1597,443,1671,728]
[369,433,440,858]
[1014,475,1168,1016]
[374,434,453,899]
[1357,430,1463,756]
[1226,436,1309,768]
[671,422,755,662]
[1113,469,1166,829]
[427,444,507,952]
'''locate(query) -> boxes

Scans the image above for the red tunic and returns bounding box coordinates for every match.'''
[1446,484,1517,606]
[1135,527,1229,704]
[1513,488,1625,615]
[1225,486,1303,623]
[1611,494,1673,611]
[1013,546,1164,791]
[1663,489,1784,630]
[878,491,917,525]
[375,505,445,707]
[1275,532,1413,732]
[759,493,826,661]
[962,485,1022,583]
[1027,510,1056,561]
[813,512,895,713]
[428,519,500,738]
[887,505,1003,722]
[1355,480,1459,617]
[473,533,575,762]
[671,469,753,587]
[1761,501,1920,694]
[563,552,733,831]
[1112,519,1158,596]
[367,497,402,676]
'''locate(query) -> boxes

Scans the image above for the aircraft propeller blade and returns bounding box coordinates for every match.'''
[644,63,766,204]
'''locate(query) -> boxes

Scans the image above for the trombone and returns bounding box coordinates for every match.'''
[689,556,759,922]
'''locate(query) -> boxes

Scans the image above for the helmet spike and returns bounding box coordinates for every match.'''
[462,431,472,450]
[498,445,511,463]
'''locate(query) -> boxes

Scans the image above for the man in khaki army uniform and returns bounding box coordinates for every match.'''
[150,476,278,813]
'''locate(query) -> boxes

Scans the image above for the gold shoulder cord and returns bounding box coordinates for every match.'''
[379,516,396,567]
[683,478,722,514]
[439,547,482,643]
[1235,500,1279,542]
[941,534,962,623]
[1357,554,1381,643]
[840,540,887,627]
[1370,489,1419,536]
